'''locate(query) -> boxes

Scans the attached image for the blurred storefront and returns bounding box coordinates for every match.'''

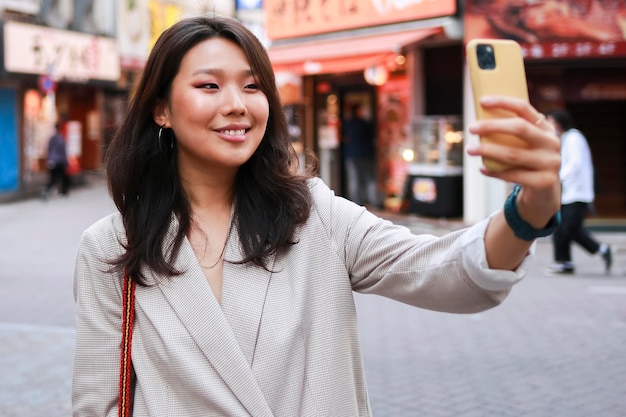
[0,0,120,196]
[403,115,464,217]
[265,0,465,215]
[464,0,626,221]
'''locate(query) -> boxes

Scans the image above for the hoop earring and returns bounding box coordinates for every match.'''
[158,125,174,153]
[158,125,164,154]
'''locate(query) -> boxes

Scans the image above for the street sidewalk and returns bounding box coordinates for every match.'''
[0,170,92,204]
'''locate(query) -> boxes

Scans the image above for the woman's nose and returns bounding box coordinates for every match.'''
[221,85,247,115]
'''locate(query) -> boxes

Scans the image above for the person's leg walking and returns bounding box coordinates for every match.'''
[46,165,62,193]
[553,203,577,264]
[345,158,361,205]
[571,203,612,272]
[572,226,600,255]
[354,158,368,205]
[354,157,378,206]
[59,164,70,195]
[46,166,56,193]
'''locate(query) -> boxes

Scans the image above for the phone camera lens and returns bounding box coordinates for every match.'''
[476,44,496,70]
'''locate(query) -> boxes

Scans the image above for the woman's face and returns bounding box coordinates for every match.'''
[156,37,269,176]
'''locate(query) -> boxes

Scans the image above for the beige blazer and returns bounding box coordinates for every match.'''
[72,178,530,416]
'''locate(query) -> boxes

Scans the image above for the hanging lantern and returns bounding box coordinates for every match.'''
[363,64,389,86]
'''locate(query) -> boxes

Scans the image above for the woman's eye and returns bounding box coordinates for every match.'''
[199,83,219,89]
[244,83,259,90]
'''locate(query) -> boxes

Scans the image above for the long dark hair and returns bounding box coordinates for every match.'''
[106,15,314,285]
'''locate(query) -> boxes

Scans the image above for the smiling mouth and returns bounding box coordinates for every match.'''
[220,129,247,136]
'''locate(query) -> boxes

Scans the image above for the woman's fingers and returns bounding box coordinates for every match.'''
[468,119,558,157]
[465,95,562,221]
[469,94,558,142]
[470,139,560,172]
[466,145,560,190]
[466,95,561,193]
[468,96,560,164]
[466,120,560,183]
[479,95,552,130]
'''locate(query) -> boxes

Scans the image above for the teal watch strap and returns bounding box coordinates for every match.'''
[504,185,561,241]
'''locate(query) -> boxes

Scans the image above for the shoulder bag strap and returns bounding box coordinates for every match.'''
[119,273,136,417]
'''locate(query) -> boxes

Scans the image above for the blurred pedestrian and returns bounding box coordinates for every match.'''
[547,109,611,274]
[342,103,379,207]
[42,123,69,198]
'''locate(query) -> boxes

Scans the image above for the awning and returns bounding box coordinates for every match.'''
[268,27,442,75]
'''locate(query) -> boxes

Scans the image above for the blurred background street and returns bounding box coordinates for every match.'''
[1,176,625,417]
[2,1,626,416]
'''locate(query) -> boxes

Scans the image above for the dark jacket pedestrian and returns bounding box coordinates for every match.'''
[43,124,70,197]
[342,103,378,206]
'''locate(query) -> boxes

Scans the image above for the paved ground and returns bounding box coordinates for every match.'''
[0,174,116,417]
[1,175,625,417]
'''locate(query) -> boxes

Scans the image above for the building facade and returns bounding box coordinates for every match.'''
[264,0,464,213]
[0,0,120,196]
[261,0,626,221]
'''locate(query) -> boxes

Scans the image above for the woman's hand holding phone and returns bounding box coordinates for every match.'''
[466,39,561,229]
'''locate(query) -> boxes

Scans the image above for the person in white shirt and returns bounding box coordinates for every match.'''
[547,109,612,275]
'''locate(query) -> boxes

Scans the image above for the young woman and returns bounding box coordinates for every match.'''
[72,15,561,416]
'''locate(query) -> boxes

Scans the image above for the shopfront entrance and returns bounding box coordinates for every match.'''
[309,73,377,200]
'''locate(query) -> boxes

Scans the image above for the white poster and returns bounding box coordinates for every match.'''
[66,121,83,159]
[3,21,120,82]
[118,0,150,69]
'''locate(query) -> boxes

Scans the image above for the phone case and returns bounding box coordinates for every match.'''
[466,38,529,171]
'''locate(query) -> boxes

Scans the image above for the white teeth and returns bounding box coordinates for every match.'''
[223,129,245,136]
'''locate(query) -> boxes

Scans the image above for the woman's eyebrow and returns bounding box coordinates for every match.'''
[192,68,254,77]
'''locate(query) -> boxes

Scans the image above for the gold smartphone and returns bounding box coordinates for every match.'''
[466,38,529,171]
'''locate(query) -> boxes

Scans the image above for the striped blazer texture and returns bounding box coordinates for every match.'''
[72,178,531,416]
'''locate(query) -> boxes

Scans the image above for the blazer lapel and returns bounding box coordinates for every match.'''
[149,224,274,417]
[220,222,274,367]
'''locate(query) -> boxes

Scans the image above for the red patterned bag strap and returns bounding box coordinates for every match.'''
[119,273,136,417]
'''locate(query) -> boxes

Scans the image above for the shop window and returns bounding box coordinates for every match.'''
[408,116,463,171]
[401,116,464,218]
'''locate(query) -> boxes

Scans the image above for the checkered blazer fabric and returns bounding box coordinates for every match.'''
[72,178,531,417]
